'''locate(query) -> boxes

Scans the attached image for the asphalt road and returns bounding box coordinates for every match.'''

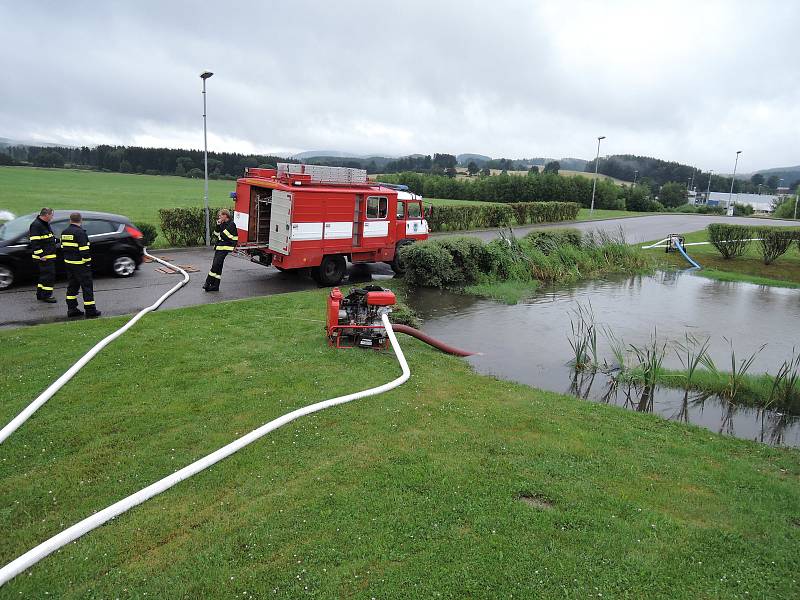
[2,214,797,328]
[443,213,800,244]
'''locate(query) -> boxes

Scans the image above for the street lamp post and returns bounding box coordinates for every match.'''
[632,170,638,187]
[727,150,742,216]
[200,70,214,247]
[590,136,605,213]
[706,170,713,205]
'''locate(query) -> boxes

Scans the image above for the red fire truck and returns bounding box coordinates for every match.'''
[231,164,429,285]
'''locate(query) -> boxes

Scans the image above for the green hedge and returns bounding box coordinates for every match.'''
[707,223,753,259]
[380,171,624,209]
[707,223,800,264]
[427,201,579,232]
[756,226,799,264]
[159,207,232,247]
[135,222,158,247]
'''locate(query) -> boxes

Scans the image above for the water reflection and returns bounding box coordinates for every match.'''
[407,271,800,447]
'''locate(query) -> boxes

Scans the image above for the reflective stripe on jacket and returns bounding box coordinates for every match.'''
[29,216,57,260]
[61,224,92,265]
[214,220,238,251]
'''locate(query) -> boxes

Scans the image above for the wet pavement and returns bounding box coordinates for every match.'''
[0,247,393,328]
[2,214,798,329]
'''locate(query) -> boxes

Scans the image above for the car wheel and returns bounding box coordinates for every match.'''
[311,255,346,286]
[0,265,14,290]
[112,255,137,277]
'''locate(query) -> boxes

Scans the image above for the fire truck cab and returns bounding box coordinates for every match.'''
[231,164,429,285]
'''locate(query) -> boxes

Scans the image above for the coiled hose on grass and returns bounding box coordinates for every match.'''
[0,250,190,444]
[0,313,410,586]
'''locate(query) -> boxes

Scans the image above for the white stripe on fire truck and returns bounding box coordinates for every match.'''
[363,220,389,238]
[324,222,353,239]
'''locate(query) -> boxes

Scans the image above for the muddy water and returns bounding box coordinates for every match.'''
[406,271,800,447]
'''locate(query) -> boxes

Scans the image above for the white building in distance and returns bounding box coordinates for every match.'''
[694,191,777,213]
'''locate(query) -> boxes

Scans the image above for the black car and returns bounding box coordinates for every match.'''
[0,210,145,290]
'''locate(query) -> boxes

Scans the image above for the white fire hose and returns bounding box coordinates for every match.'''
[0,250,189,444]
[0,312,410,586]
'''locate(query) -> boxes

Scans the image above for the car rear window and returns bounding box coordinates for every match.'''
[84,219,117,236]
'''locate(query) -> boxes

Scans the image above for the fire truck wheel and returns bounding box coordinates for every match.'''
[312,255,346,286]
[390,240,414,275]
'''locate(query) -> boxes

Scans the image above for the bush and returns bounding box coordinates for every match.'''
[402,229,650,292]
[733,203,754,216]
[525,228,583,254]
[159,206,232,247]
[707,224,753,259]
[773,197,798,220]
[696,204,725,215]
[135,222,158,247]
[756,226,799,264]
[400,241,459,287]
[427,201,578,232]
[435,237,492,284]
[483,238,533,281]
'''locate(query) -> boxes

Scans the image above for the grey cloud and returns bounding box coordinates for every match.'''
[0,0,798,171]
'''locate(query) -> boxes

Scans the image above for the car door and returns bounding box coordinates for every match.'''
[82,219,120,271]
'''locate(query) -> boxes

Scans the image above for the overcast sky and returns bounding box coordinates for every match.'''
[1,0,798,172]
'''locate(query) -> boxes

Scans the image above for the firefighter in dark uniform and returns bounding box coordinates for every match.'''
[61,212,101,318]
[29,207,58,303]
[203,209,238,292]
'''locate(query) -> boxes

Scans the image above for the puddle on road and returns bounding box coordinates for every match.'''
[406,270,800,447]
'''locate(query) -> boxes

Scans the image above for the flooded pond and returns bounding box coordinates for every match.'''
[406,270,800,447]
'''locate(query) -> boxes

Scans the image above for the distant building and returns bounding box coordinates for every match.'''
[694,191,776,213]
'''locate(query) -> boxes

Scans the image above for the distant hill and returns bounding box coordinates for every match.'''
[754,165,800,186]
[558,157,588,171]
[291,150,400,160]
[457,153,492,165]
[0,137,67,148]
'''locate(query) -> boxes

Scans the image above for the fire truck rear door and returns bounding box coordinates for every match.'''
[269,190,292,255]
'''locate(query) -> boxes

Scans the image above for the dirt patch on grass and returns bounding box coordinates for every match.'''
[517,492,554,510]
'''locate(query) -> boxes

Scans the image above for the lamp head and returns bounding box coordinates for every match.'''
[200,71,214,80]
[598,136,606,140]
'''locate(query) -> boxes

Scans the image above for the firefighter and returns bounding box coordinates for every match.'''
[29,207,58,303]
[61,212,101,318]
[203,209,238,292]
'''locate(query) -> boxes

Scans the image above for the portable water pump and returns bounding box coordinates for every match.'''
[327,285,397,349]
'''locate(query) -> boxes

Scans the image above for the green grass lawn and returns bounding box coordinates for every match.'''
[0,166,235,245]
[577,208,650,221]
[0,289,798,597]
[651,229,800,286]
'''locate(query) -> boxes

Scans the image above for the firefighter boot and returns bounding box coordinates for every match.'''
[85,307,102,319]
[67,308,84,318]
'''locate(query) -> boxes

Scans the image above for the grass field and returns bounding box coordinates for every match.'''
[1,167,645,245]
[652,229,800,286]
[0,288,798,597]
[0,166,235,244]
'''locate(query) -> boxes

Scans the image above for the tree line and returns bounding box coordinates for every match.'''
[586,153,800,194]
[379,170,626,210]
[0,144,297,179]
